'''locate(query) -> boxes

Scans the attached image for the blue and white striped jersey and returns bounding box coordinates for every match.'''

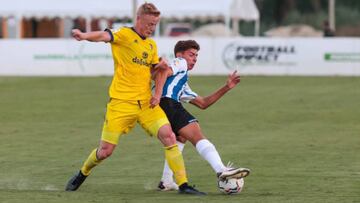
[162,58,198,103]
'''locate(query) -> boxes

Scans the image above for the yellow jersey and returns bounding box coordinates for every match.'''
[107,27,159,100]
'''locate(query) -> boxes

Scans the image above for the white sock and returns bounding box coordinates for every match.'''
[161,141,185,183]
[196,139,226,173]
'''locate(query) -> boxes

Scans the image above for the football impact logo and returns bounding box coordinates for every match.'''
[222,42,296,70]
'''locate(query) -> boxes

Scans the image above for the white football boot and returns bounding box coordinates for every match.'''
[157,180,179,191]
[217,162,251,180]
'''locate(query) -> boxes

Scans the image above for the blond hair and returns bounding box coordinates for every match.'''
[137,3,161,17]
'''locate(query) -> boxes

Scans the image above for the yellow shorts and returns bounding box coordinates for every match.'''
[101,98,169,145]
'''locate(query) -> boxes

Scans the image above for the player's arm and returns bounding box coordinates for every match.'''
[190,71,240,109]
[150,59,173,108]
[72,29,111,42]
[151,57,169,79]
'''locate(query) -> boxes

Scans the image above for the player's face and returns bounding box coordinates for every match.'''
[136,14,160,37]
[180,49,198,70]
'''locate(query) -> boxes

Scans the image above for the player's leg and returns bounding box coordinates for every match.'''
[157,98,187,189]
[157,124,205,195]
[157,124,188,185]
[179,122,226,173]
[65,141,116,191]
[65,99,137,191]
[80,141,116,176]
[158,139,184,191]
[138,103,189,186]
[158,133,190,190]
[179,122,250,180]
[138,104,205,195]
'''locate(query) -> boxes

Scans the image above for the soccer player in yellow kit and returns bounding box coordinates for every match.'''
[65,3,205,195]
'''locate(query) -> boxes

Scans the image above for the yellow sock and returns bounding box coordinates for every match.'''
[80,148,102,176]
[164,144,188,186]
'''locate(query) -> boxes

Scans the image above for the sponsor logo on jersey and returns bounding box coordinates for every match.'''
[132,56,152,67]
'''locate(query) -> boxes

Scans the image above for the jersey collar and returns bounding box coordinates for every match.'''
[131,27,146,40]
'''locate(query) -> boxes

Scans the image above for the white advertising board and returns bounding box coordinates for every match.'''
[0,39,114,76]
[213,38,360,76]
[0,37,359,76]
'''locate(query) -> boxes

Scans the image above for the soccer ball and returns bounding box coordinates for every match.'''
[218,178,244,195]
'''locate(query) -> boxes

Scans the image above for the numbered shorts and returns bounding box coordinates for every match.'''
[101,99,170,145]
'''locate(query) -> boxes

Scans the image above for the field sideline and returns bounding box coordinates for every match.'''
[0,76,359,203]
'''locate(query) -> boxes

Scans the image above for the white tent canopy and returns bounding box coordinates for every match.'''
[151,0,233,19]
[0,0,260,36]
[0,0,260,20]
[230,0,260,36]
[0,0,132,18]
[230,0,259,21]
[0,0,236,19]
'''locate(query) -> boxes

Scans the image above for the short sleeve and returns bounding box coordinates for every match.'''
[107,27,125,44]
[104,28,114,42]
[180,83,198,103]
[170,58,187,75]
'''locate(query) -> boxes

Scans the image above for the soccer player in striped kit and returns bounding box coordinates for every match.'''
[153,40,251,191]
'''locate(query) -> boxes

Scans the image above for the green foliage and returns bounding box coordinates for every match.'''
[0,76,359,203]
[338,0,360,8]
[254,0,360,35]
[335,5,360,26]
[238,21,258,36]
[283,10,328,29]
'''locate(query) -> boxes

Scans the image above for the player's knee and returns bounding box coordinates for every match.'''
[166,132,177,143]
[159,131,176,146]
[97,148,114,160]
[157,125,177,146]
[98,150,112,159]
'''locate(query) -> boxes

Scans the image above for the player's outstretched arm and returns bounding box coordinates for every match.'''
[190,71,240,109]
[72,29,111,42]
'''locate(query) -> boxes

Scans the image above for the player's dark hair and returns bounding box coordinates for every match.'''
[137,3,161,17]
[174,40,200,56]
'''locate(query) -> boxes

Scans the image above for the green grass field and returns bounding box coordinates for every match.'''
[0,76,359,203]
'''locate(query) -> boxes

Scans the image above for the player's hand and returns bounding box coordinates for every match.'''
[226,71,240,89]
[72,29,85,41]
[150,95,160,108]
[154,57,169,70]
